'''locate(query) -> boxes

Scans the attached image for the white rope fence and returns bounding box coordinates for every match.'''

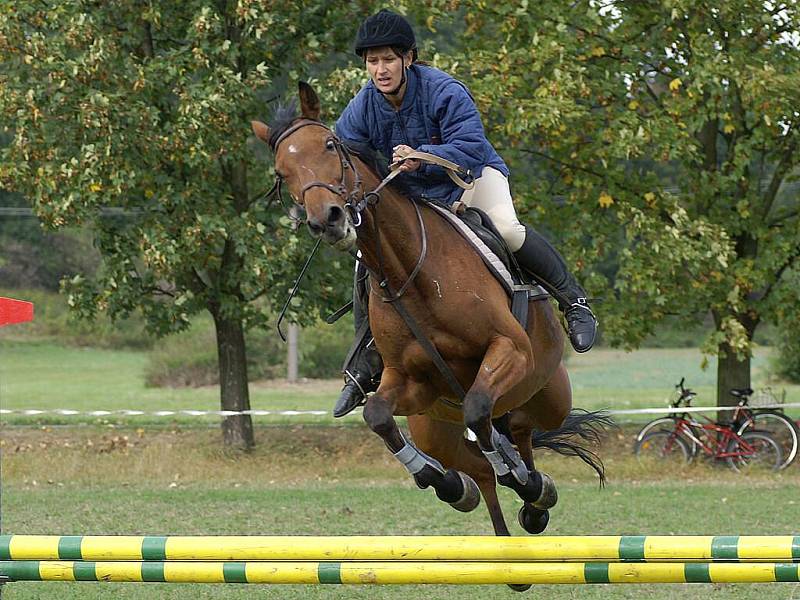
[1,404,799,418]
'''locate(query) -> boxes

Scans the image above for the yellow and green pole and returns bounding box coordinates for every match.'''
[2,535,798,563]
[0,560,798,585]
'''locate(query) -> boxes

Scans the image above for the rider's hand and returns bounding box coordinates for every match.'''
[392,144,421,172]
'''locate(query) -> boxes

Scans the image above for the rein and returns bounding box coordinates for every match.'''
[272,118,469,404]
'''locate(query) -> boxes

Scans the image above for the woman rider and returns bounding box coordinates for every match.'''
[333,9,597,417]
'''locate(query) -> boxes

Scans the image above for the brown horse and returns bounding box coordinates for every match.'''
[252,83,604,543]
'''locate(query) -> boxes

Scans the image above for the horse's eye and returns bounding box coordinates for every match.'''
[325,139,336,151]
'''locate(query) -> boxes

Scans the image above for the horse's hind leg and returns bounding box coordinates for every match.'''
[463,336,557,509]
[508,363,573,534]
[362,370,479,512]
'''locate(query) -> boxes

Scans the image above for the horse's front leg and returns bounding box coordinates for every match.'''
[463,336,557,511]
[362,368,480,511]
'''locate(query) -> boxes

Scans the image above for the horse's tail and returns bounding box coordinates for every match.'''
[532,409,615,486]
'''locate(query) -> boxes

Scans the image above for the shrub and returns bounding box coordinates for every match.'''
[772,332,800,383]
[144,316,286,388]
[299,314,353,379]
[143,315,352,387]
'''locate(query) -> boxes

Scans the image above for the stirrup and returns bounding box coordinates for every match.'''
[333,370,375,418]
[343,369,368,397]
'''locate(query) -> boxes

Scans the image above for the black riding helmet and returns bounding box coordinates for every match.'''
[354,9,418,61]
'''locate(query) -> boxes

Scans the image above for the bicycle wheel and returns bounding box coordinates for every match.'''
[634,431,691,467]
[635,417,680,441]
[725,431,783,473]
[635,417,699,456]
[737,411,799,469]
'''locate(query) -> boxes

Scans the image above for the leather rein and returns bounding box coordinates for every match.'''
[271,118,473,403]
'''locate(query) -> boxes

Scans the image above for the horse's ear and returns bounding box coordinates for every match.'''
[298,81,320,120]
[251,120,271,144]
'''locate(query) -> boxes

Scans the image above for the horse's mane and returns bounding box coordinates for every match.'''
[267,101,300,150]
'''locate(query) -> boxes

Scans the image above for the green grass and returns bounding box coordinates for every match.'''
[2,484,799,599]
[1,426,798,599]
[1,341,798,427]
[0,339,339,426]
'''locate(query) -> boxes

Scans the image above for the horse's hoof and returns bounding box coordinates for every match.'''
[532,472,558,510]
[518,505,550,534]
[449,471,481,513]
[507,583,532,592]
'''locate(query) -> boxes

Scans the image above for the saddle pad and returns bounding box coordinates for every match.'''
[425,202,548,300]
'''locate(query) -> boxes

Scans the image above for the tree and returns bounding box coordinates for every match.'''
[0,1,358,448]
[453,0,799,408]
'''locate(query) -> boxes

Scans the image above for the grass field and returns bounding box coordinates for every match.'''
[1,426,799,599]
[1,340,798,427]
[1,341,800,598]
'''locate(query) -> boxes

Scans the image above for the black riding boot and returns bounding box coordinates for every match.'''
[513,225,597,353]
[333,262,383,417]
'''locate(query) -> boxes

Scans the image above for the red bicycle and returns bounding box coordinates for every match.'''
[634,384,783,472]
[635,379,796,470]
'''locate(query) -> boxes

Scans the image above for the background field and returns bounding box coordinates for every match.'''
[2,338,800,599]
[1,340,798,427]
[2,425,799,599]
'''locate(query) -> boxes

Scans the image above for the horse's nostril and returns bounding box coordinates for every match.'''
[327,204,344,225]
[306,219,324,236]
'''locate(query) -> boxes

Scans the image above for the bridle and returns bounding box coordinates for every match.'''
[269,117,425,303]
[271,118,369,228]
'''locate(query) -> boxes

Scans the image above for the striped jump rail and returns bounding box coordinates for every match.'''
[1,535,799,563]
[1,560,799,584]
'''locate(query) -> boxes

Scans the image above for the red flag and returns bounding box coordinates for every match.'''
[0,297,34,327]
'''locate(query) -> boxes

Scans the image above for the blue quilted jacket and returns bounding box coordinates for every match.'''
[335,64,509,206]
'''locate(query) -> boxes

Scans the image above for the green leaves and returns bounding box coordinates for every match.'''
[457,0,800,355]
[1,0,360,336]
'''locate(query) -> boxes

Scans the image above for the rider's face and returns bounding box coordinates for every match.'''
[365,47,411,93]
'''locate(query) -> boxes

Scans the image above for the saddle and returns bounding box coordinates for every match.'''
[425,200,548,331]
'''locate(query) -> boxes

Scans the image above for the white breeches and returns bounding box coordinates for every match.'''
[458,166,527,252]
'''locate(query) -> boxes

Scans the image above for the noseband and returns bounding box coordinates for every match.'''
[271,119,367,227]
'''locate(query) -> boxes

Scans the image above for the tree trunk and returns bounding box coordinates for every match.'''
[714,308,759,422]
[212,311,254,450]
[715,342,751,422]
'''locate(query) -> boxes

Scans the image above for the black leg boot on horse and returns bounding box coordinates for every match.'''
[333,262,383,418]
[513,225,597,353]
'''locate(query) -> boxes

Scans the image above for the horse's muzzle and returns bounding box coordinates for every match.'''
[306,202,357,251]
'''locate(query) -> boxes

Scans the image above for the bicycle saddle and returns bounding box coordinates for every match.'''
[729,387,753,398]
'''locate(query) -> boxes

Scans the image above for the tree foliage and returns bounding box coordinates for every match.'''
[0,0,368,446]
[451,0,799,403]
[2,0,798,419]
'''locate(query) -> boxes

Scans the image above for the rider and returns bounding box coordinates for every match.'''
[332,9,597,417]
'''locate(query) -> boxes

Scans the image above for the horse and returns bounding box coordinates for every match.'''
[252,82,606,551]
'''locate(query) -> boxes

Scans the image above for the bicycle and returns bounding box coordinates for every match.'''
[635,379,798,469]
[634,382,783,472]
[727,387,798,470]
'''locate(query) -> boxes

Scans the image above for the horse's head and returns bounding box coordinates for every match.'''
[252,83,360,252]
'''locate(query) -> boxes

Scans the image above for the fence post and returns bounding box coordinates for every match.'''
[287,323,299,383]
